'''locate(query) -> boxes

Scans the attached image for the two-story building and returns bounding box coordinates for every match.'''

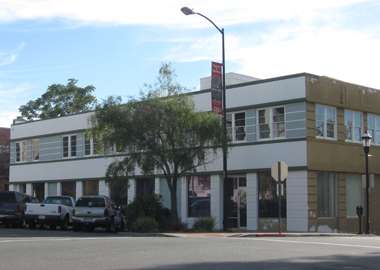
[9,72,380,233]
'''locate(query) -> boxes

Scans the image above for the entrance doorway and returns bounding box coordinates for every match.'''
[226,176,247,229]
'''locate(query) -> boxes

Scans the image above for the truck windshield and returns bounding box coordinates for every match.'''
[0,192,16,203]
[76,197,105,207]
[45,197,72,206]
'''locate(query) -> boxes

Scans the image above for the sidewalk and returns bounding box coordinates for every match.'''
[118,231,364,238]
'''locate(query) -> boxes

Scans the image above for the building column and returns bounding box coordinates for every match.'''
[26,183,32,196]
[44,183,48,199]
[247,173,258,230]
[76,181,83,199]
[155,177,160,194]
[180,177,187,223]
[57,182,62,196]
[211,174,222,230]
[8,184,14,191]
[286,171,308,232]
[127,179,136,204]
[98,180,109,196]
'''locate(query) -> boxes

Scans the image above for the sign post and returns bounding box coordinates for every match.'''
[271,161,288,234]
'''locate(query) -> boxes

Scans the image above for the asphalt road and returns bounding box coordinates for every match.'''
[1,227,380,269]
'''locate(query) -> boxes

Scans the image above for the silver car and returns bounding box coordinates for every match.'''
[72,195,124,232]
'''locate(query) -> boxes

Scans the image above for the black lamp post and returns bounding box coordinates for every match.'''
[181,7,228,231]
[361,130,372,234]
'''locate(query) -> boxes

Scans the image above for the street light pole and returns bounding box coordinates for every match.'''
[362,131,372,234]
[181,7,228,231]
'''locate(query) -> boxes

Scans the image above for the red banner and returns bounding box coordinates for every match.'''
[211,62,223,115]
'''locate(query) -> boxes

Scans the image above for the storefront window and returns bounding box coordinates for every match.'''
[33,183,45,203]
[258,172,286,218]
[188,176,211,217]
[83,180,99,195]
[110,180,129,207]
[136,178,155,195]
[62,181,76,199]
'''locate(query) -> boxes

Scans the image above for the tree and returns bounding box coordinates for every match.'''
[87,63,229,221]
[19,78,97,120]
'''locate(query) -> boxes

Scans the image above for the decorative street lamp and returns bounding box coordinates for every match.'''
[361,130,372,234]
[181,7,229,231]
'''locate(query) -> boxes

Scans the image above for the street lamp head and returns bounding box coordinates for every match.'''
[362,131,372,148]
[181,7,196,15]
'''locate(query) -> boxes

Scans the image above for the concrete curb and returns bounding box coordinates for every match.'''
[118,232,364,238]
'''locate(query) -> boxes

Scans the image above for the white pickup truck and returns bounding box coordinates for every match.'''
[24,196,75,230]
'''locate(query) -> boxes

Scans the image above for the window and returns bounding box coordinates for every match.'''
[110,180,129,207]
[62,181,76,199]
[136,178,155,195]
[15,141,27,162]
[188,176,211,217]
[32,139,39,161]
[367,114,380,145]
[63,135,77,158]
[226,112,246,142]
[83,180,99,195]
[85,138,101,156]
[317,172,337,218]
[316,105,336,139]
[258,172,286,218]
[33,183,45,203]
[258,107,285,140]
[346,174,364,218]
[345,110,362,142]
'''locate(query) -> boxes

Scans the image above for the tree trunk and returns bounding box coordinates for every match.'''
[169,177,179,222]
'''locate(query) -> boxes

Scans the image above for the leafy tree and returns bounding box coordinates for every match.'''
[19,78,97,120]
[87,63,229,221]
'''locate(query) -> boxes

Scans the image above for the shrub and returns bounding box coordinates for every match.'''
[133,216,158,233]
[193,216,216,232]
[166,219,188,232]
[124,194,171,231]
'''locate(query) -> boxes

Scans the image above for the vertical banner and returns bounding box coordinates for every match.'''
[211,62,223,115]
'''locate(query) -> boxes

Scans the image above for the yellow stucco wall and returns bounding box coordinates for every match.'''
[305,75,380,234]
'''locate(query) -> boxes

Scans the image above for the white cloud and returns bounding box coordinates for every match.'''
[0,0,370,27]
[0,42,25,66]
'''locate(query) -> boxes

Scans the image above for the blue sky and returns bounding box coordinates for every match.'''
[0,0,379,128]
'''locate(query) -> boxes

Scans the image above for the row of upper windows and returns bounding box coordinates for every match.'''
[227,106,286,143]
[15,136,99,163]
[316,104,379,144]
[13,105,291,162]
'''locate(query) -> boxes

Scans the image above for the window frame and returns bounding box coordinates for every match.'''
[15,141,27,163]
[257,106,286,140]
[32,139,39,161]
[84,138,101,156]
[316,104,337,140]
[345,110,363,143]
[62,134,77,158]
[226,111,246,143]
[367,114,380,145]
[317,172,337,218]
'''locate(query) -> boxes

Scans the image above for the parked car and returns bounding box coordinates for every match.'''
[72,195,124,232]
[0,191,35,228]
[24,196,76,230]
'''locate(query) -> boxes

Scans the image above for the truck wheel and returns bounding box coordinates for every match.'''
[49,224,56,230]
[60,216,69,231]
[29,221,36,230]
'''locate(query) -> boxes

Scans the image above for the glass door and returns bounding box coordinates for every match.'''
[226,176,247,229]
